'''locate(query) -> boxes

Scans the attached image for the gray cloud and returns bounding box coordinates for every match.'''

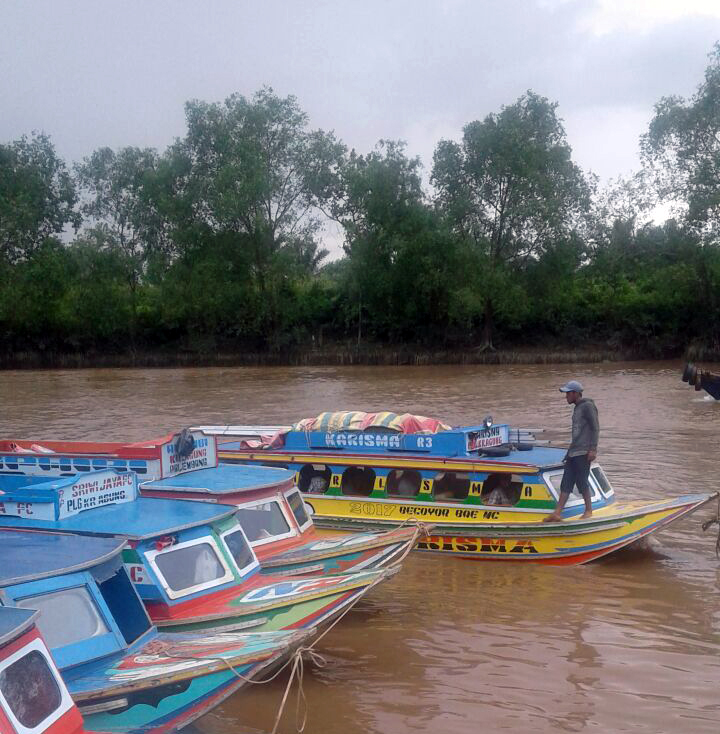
[1,0,718,189]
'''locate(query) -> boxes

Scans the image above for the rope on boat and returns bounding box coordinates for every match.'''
[262,520,427,733]
[190,520,427,733]
[701,494,720,558]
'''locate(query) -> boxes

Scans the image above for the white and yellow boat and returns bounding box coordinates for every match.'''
[203,411,718,565]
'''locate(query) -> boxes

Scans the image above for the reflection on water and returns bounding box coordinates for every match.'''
[2,361,720,733]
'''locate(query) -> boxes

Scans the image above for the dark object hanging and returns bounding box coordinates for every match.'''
[173,428,196,459]
[681,363,720,400]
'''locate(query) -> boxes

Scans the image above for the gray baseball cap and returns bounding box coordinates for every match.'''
[559,380,584,393]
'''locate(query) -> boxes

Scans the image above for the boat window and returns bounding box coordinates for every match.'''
[298,464,331,493]
[341,467,375,497]
[387,469,421,498]
[15,587,109,649]
[542,469,601,504]
[287,490,312,530]
[433,472,470,502]
[236,500,293,544]
[481,473,522,506]
[591,466,614,497]
[221,527,258,575]
[0,648,63,731]
[151,540,232,596]
[544,471,563,495]
[97,569,151,645]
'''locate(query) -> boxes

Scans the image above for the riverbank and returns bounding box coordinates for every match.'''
[0,343,698,369]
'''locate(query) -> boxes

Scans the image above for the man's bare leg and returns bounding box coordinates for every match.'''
[543,491,570,522]
[580,489,592,519]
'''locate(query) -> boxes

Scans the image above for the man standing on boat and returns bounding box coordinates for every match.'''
[544,380,599,522]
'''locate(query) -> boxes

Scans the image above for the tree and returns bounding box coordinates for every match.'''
[432,91,591,347]
[0,240,75,351]
[331,140,426,341]
[641,44,720,344]
[0,133,78,262]
[641,43,720,238]
[75,146,171,348]
[169,88,345,345]
[328,140,462,343]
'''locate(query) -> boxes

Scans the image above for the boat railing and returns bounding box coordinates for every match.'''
[194,425,291,437]
[506,427,548,445]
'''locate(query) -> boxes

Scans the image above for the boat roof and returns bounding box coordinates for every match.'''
[0,496,238,540]
[0,530,126,586]
[142,463,295,495]
[0,429,220,476]
[216,438,568,470]
[0,468,238,538]
[0,607,39,646]
[0,431,203,460]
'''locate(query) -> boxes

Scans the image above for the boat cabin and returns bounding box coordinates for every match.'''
[139,464,313,554]
[0,469,397,635]
[0,429,219,482]
[0,607,85,734]
[216,426,616,517]
[0,531,152,675]
[0,470,263,620]
[0,432,316,555]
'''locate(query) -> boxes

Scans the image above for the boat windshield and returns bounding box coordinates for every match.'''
[97,568,152,645]
[591,465,614,497]
[0,643,66,730]
[220,526,258,575]
[235,499,294,545]
[542,469,602,506]
[15,587,109,649]
[150,538,234,598]
[286,490,312,530]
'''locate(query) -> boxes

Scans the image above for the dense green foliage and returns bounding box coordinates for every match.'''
[3,47,720,362]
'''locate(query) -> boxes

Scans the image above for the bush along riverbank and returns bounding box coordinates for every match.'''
[0,343,689,370]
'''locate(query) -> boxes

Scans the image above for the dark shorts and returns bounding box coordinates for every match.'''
[560,454,591,495]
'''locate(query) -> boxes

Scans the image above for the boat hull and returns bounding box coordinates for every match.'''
[257,526,421,576]
[301,494,717,565]
[66,630,304,734]
[78,667,251,733]
[145,568,395,634]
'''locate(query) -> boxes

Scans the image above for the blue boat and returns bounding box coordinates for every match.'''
[0,470,394,634]
[0,530,308,733]
[0,430,421,576]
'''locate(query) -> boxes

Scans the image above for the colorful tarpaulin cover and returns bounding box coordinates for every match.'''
[291,411,451,434]
[231,411,452,448]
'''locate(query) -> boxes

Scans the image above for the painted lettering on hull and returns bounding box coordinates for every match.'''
[339,502,511,522]
[125,563,147,584]
[349,502,394,517]
[417,536,539,554]
[398,506,450,518]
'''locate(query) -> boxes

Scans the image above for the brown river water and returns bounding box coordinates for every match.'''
[2,361,720,733]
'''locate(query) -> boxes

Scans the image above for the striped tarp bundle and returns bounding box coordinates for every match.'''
[292,411,451,434]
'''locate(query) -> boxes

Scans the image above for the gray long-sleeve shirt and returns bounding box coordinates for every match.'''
[567,397,599,457]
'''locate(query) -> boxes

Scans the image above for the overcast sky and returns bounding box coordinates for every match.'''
[2,1,720,230]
